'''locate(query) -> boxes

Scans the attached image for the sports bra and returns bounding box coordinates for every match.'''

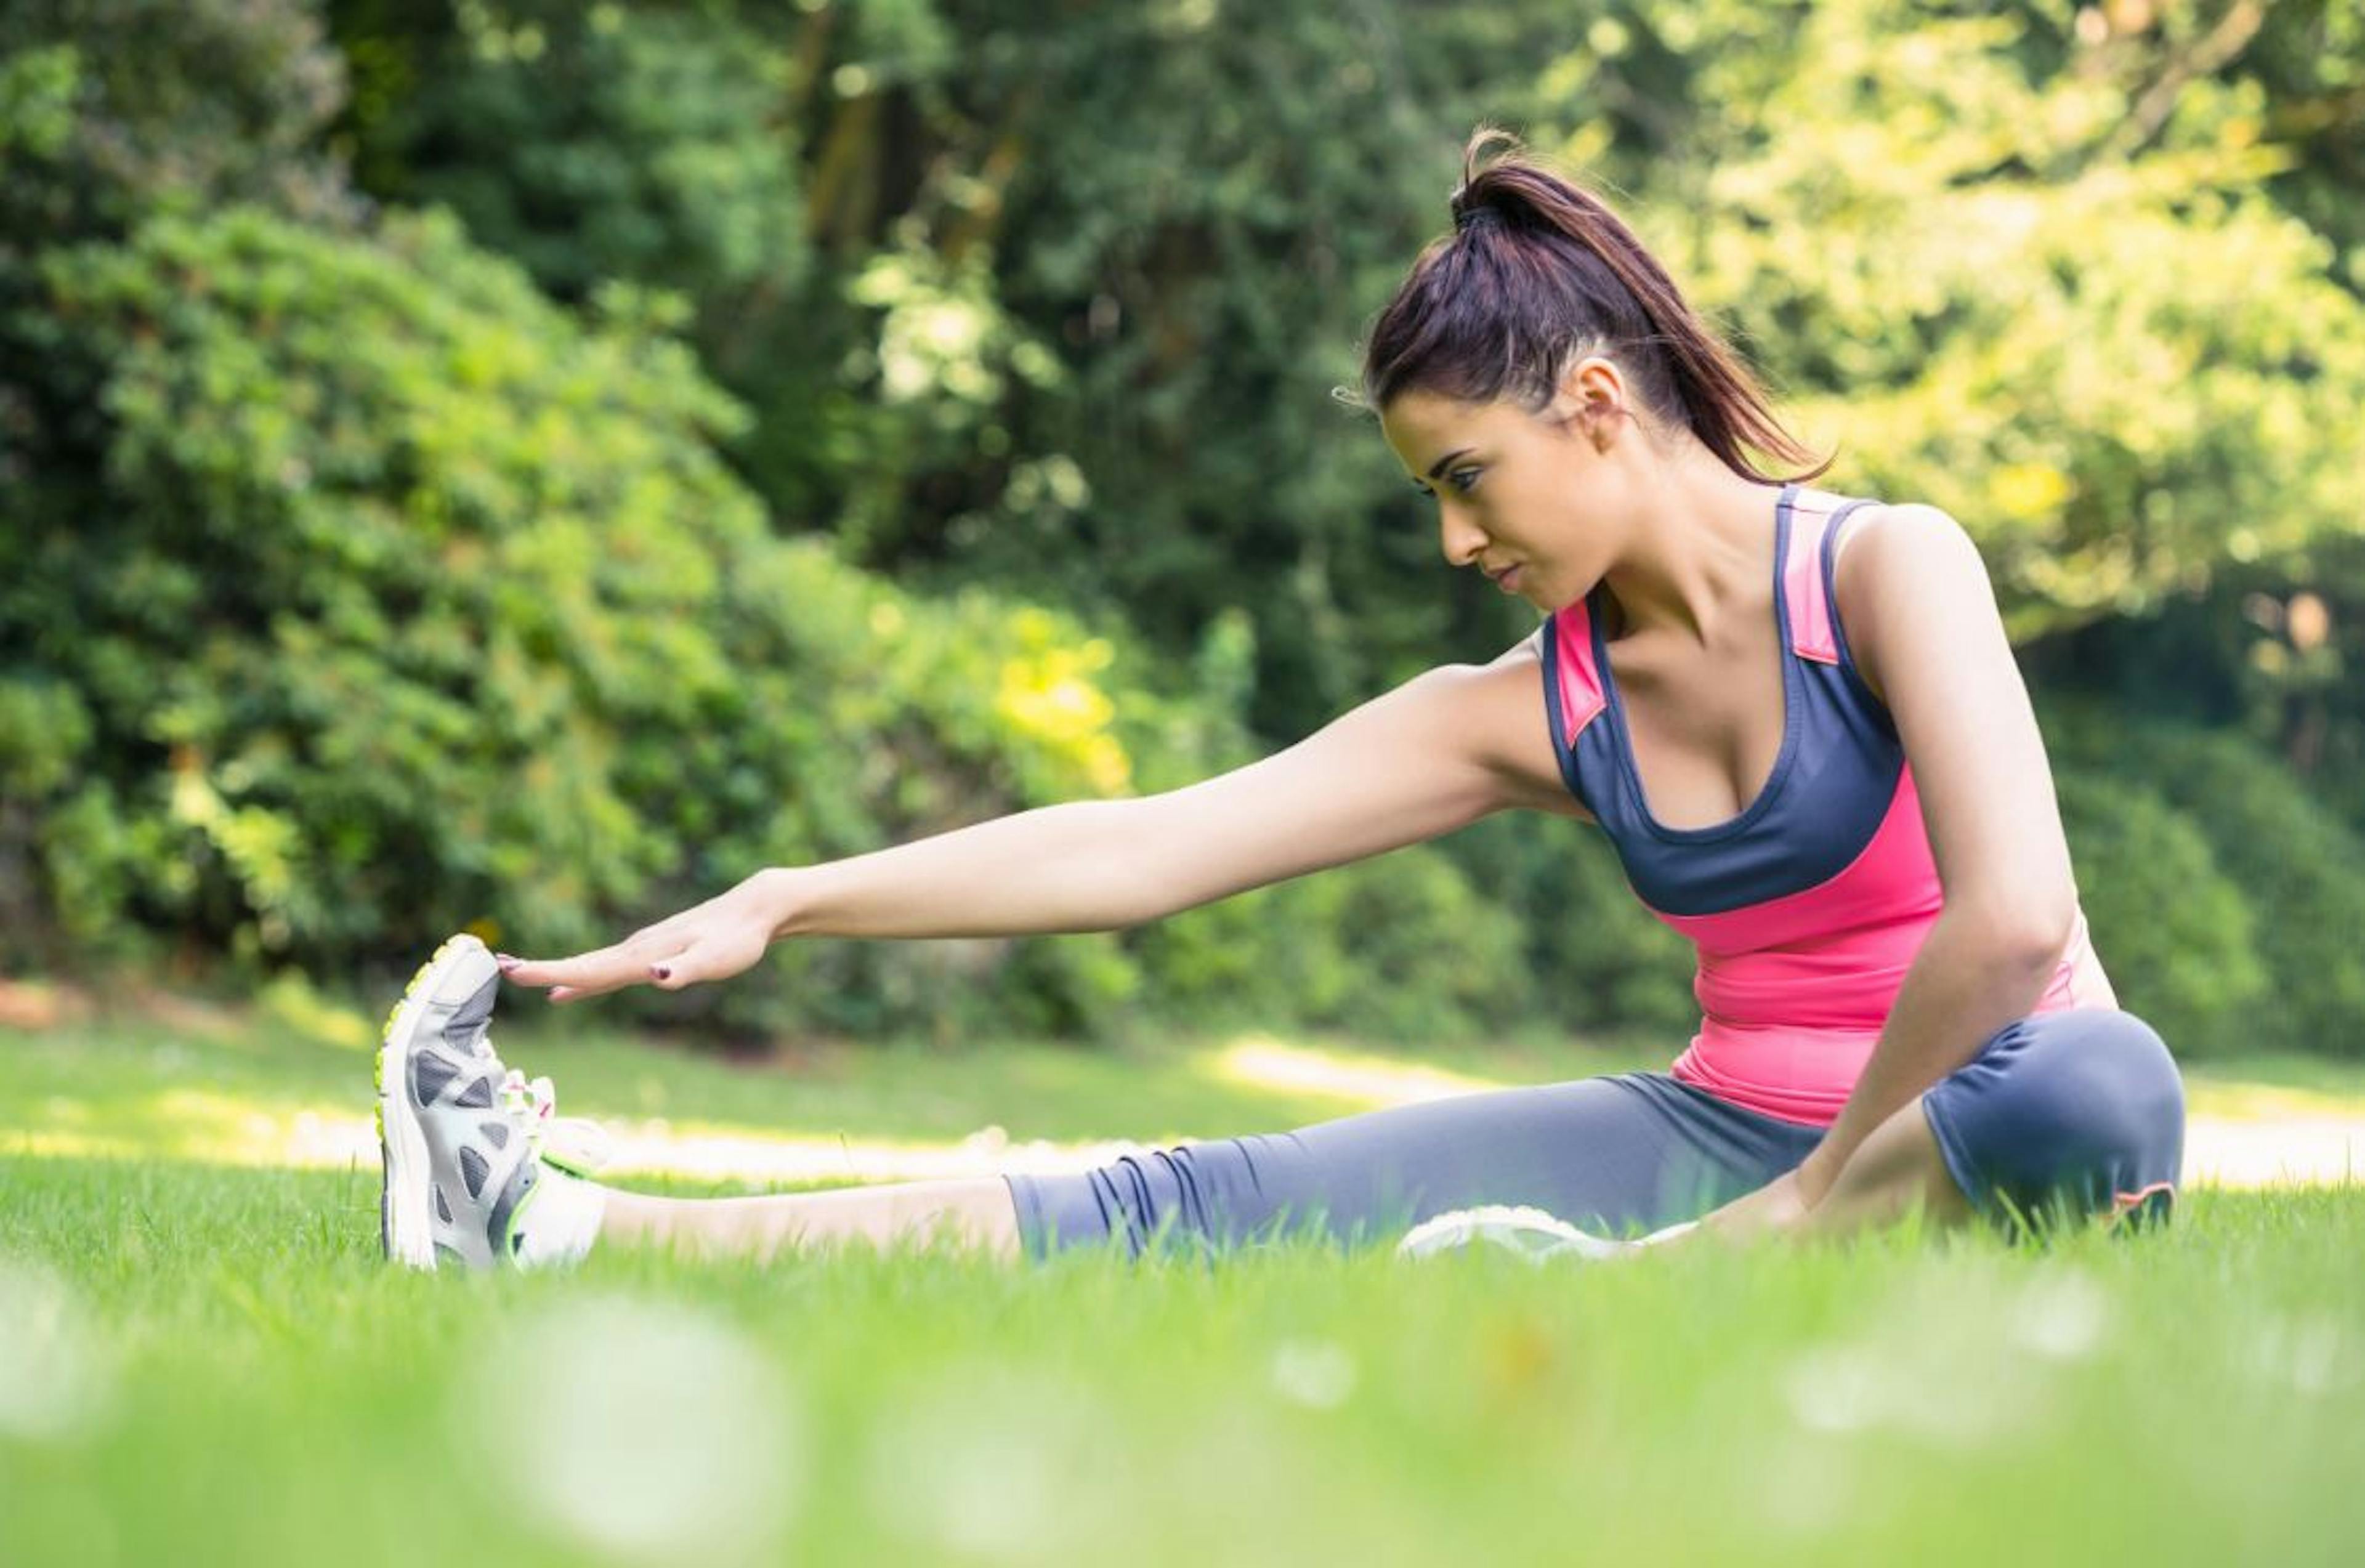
[1539,483,2116,1125]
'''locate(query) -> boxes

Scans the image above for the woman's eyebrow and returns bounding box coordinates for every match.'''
[1407,446,1476,490]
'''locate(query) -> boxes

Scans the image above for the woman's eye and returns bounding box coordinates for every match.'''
[1449,467,1482,494]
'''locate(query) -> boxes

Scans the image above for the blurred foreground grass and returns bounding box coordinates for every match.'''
[2,1000,2363,1565]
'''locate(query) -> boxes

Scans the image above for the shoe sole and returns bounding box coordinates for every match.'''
[1396,1204,1625,1262]
[376,934,498,1271]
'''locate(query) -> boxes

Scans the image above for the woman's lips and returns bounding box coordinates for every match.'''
[1492,565,1522,594]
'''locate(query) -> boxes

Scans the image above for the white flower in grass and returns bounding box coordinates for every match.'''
[1781,1344,1890,1436]
[2007,1267,2111,1362]
[0,1259,116,1443]
[867,1365,1122,1559]
[1750,1441,1861,1538]
[1781,1262,2052,1450]
[2244,1313,2356,1398]
[1270,1339,1357,1410]
[456,1296,801,1565]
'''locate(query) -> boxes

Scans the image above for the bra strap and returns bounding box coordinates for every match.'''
[1546,599,1607,745]
[1784,502,1841,666]
[1784,495,1882,667]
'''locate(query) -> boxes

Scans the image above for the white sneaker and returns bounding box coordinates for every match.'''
[1396,1204,1630,1263]
[375,934,608,1271]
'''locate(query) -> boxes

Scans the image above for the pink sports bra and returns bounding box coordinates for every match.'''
[1539,485,2115,1125]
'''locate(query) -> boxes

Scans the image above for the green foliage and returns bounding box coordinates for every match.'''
[0,0,354,235]
[2052,772,2266,1059]
[1141,843,1539,1045]
[0,42,78,162]
[2045,698,2365,1058]
[2249,0,2365,270]
[329,1,1584,727]
[313,0,2365,735]
[8,200,1533,1040]
[333,0,809,307]
[0,676,91,798]
[21,203,758,961]
[9,0,2365,1056]
[1444,812,1702,1041]
[913,2,1587,730]
[1527,0,2365,639]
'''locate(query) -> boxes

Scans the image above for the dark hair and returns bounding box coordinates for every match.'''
[1359,127,1827,483]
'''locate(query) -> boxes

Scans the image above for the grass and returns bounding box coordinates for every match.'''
[4,998,2364,1566]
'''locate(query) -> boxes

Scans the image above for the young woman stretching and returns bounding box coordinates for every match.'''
[374,132,2185,1272]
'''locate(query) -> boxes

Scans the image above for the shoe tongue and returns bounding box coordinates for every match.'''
[439,973,501,1056]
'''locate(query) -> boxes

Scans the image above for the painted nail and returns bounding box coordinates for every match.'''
[651,965,671,982]
[495,952,520,970]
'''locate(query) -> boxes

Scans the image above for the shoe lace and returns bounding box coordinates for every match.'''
[497,1068,613,1178]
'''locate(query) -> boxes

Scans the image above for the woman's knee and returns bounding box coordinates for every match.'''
[2048,1011,2185,1157]
[1924,1009,2186,1234]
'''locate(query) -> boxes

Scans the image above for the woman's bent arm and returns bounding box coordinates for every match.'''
[505,648,1574,1002]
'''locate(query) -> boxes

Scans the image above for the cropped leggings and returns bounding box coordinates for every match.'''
[1004,1008,2187,1259]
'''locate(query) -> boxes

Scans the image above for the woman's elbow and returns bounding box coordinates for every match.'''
[1953,892,2078,972]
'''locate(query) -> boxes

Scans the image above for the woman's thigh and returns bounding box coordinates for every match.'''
[1921,1007,2186,1234]
[1006,1072,1822,1258]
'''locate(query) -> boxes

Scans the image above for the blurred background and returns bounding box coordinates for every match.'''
[2,0,2361,1065]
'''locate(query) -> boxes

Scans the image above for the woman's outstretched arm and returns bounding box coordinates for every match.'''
[503,640,1577,1003]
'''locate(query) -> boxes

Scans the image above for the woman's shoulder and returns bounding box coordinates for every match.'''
[1826,498,1985,586]
[1825,499,1997,709]
[1461,632,1598,822]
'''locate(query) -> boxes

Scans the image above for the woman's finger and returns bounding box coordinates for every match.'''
[545,979,629,1005]
[503,945,647,994]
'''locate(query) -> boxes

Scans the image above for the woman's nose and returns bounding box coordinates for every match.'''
[1438,506,1487,568]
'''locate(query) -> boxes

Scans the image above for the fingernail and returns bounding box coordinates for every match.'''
[651,965,671,982]
[495,953,520,971]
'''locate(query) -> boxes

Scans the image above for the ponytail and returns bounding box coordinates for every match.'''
[1362,127,1826,483]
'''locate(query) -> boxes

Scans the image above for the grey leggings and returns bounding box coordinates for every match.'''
[1004,1007,2186,1258]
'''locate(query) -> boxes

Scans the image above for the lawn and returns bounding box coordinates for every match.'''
[4,993,2363,1566]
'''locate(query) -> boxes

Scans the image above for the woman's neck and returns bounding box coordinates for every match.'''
[1595,451,1789,649]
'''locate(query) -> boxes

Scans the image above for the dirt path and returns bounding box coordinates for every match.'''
[2183,1115,2364,1188]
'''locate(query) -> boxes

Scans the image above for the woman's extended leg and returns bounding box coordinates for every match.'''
[598,1178,1022,1261]
[1003,1071,1820,1259]
[595,1000,2180,1264]
[589,1008,2184,1264]
[591,1071,1811,1266]
[586,1067,1822,1266]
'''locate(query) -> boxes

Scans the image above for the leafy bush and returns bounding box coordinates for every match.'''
[2044,697,2365,1058]
[7,201,1535,1041]
[1442,812,1702,1044]
[333,0,809,308]
[0,0,354,236]
[2052,773,2267,1060]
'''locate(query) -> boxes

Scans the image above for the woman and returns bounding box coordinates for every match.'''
[374,131,2185,1273]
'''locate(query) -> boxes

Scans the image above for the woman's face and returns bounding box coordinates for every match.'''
[1378,379,1620,613]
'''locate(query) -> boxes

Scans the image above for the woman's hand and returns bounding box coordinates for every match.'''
[498,870,791,1004]
[1696,1168,1814,1242]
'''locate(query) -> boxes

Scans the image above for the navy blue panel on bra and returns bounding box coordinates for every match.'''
[1544,488,1907,918]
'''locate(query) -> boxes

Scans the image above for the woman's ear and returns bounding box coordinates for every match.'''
[1550,355,1630,452]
